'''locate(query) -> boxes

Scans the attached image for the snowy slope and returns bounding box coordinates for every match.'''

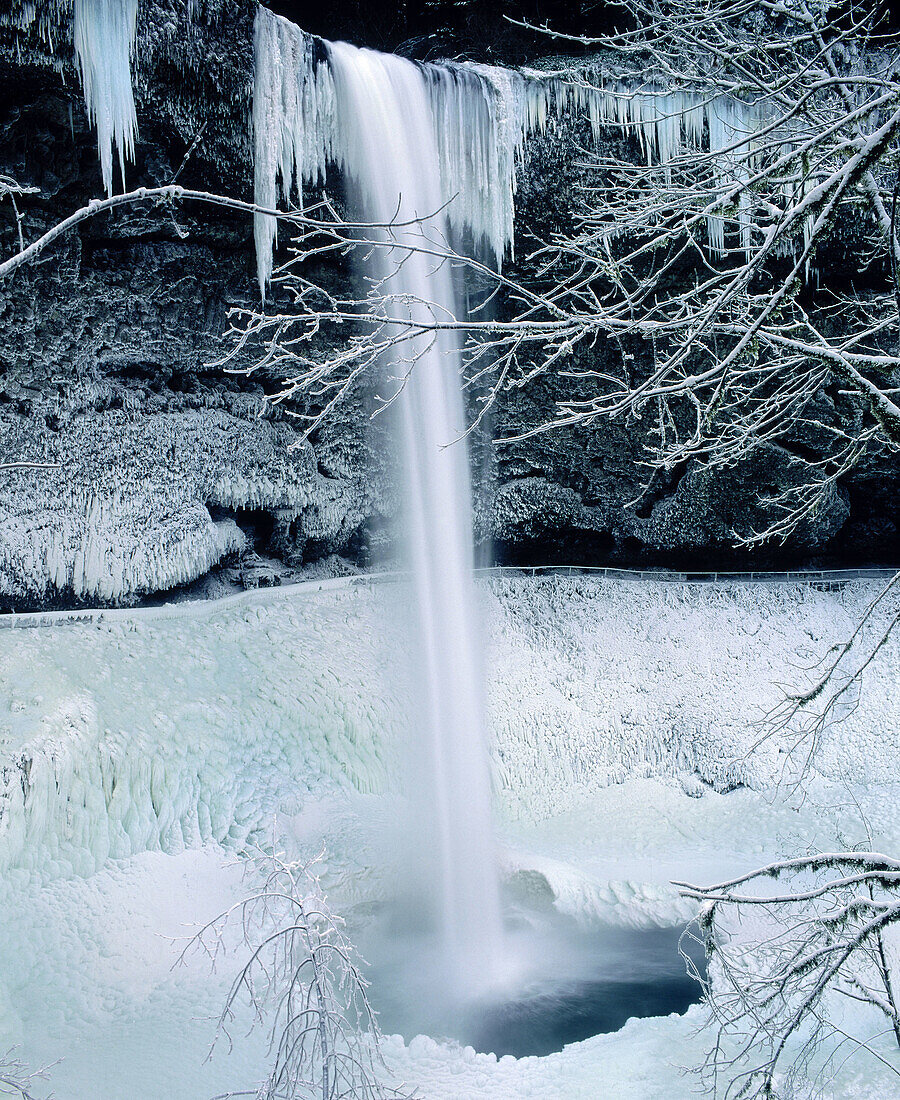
[1,576,899,1098]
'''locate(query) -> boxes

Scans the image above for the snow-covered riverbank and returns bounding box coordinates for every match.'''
[1,577,898,1098]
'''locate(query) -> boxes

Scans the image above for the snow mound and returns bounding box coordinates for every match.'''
[2,576,898,882]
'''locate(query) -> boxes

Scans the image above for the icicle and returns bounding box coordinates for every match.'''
[251,8,554,291]
[252,9,335,296]
[72,0,139,196]
[571,79,761,256]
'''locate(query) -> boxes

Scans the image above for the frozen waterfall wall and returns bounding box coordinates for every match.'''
[0,2,772,611]
[251,7,763,289]
[251,8,551,291]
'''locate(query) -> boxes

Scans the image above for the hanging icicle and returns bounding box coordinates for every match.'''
[572,80,762,255]
[252,10,335,296]
[72,0,139,196]
[250,7,768,290]
[251,7,553,294]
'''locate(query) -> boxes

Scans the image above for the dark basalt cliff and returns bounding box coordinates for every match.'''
[0,1,896,610]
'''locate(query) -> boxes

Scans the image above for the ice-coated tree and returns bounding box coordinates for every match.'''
[182,848,417,1100]
[677,851,900,1098]
[0,1050,52,1100]
[487,0,900,545]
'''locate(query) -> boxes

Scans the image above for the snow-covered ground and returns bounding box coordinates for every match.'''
[1,576,898,1098]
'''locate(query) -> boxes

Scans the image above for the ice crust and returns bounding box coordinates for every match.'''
[2,577,898,1098]
[0,398,373,605]
[2,576,898,879]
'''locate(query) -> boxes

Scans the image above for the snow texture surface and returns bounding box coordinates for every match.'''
[2,577,899,1098]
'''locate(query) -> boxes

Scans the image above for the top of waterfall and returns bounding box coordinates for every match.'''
[252,8,554,295]
[251,8,765,294]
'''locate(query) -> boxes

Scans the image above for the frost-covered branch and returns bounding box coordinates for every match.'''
[0,463,61,472]
[678,850,900,1097]
[180,845,418,1100]
[0,1050,53,1100]
[754,570,900,781]
[0,185,450,281]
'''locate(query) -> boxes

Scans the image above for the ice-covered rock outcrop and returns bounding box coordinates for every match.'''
[0,393,378,607]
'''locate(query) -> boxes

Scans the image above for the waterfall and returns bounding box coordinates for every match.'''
[323,39,507,996]
[249,9,770,996]
[252,9,542,996]
[324,41,506,995]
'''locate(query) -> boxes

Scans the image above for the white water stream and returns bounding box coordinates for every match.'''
[326,42,505,997]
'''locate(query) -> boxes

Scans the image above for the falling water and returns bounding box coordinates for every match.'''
[325,42,505,997]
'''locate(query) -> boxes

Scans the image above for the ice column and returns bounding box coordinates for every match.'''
[73,0,139,195]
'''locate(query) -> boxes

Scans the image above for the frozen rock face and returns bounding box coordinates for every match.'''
[487,116,900,569]
[0,1,392,609]
[0,2,896,610]
[0,391,381,607]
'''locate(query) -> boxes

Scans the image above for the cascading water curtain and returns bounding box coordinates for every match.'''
[250,8,768,999]
[251,8,550,998]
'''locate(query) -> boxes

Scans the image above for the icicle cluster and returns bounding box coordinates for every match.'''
[252,9,336,294]
[72,0,139,196]
[251,7,553,293]
[1,0,69,52]
[251,8,768,289]
[422,64,540,265]
[567,81,761,253]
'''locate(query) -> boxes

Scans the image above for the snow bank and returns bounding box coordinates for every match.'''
[0,585,408,875]
[2,575,898,881]
[487,576,900,817]
[1,576,899,1098]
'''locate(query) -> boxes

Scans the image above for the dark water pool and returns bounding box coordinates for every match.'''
[464,925,706,1057]
[363,919,706,1058]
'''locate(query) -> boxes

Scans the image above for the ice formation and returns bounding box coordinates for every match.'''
[251,9,765,289]
[251,8,553,293]
[0,401,370,605]
[570,82,760,253]
[252,10,336,294]
[72,0,139,195]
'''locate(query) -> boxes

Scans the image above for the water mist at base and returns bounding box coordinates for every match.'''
[355,903,706,1057]
[325,42,505,1001]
